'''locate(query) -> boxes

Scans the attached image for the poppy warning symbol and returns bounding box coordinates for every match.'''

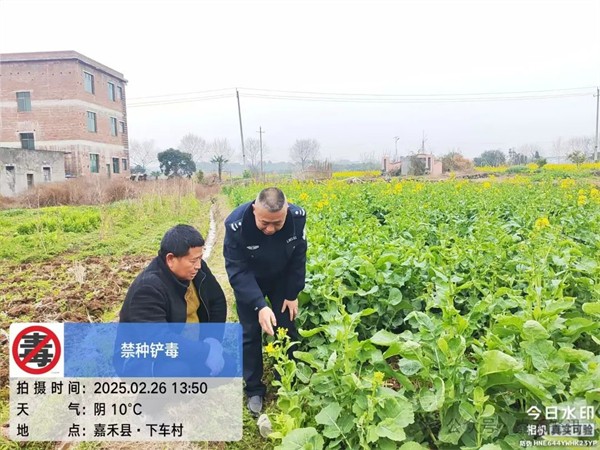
[10,323,64,377]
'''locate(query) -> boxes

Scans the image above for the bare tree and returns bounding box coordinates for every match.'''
[290,139,320,171]
[359,151,379,169]
[566,136,594,159]
[129,139,157,171]
[552,137,565,162]
[518,143,543,161]
[210,138,234,181]
[179,133,207,164]
[244,137,268,175]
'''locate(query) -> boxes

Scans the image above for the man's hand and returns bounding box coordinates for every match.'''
[258,307,277,336]
[203,337,224,376]
[281,299,299,321]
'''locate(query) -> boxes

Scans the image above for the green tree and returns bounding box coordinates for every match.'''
[567,150,587,167]
[131,164,146,174]
[473,150,506,167]
[157,148,196,178]
[211,155,229,181]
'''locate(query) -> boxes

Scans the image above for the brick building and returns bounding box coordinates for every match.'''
[0,51,129,178]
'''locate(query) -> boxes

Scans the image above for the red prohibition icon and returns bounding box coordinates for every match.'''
[12,325,62,374]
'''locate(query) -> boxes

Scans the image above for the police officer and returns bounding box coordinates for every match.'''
[223,187,307,416]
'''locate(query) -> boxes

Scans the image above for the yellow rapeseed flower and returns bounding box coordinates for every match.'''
[373,371,385,384]
[277,327,288,340]
[265,342,276,355]
[590,187,599,198]
[534,217,550,230]
[482,181,492,189]
[577,195,587,206]
[560,179,576,189]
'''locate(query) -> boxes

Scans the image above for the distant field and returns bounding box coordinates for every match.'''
[475,162,600,174]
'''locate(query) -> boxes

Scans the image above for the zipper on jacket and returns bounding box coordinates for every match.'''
[196,270,210,321]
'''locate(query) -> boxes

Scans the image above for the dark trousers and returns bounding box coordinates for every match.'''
[236,277,300,397]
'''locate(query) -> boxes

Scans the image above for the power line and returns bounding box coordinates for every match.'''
[128,93,232,107]
[128,87,234,101]
[126,86,596,107]
[241,92,590,104]
[238,85,596,98]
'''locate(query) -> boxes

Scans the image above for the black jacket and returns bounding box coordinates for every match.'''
[119,255,227,323]
[223,201,307,311]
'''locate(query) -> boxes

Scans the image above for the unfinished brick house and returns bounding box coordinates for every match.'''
[0,51,129,179]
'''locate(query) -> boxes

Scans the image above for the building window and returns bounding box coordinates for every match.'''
[43,167,51,182]
[27,174,34,188]
[117,86,123,100]
[122,158,128,171]
[17,92,31,112]
[87,111,97,132]
[110,117,118,136]
[84,72,95,94]
[108,82,116,101]
[20,133,35,150]
[112,157,120,174]
[119,121,125,133]
[90,153,99,173]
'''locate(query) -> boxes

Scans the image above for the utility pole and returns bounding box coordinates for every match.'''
[236,89,246,166]
[594,87,599,162]
[421,130,426,153]
[257,127,265,181]
[394,136,399,161]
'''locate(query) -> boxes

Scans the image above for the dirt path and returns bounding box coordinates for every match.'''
[205,195,237,322]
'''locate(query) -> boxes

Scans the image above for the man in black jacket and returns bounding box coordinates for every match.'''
[224,187,307,416]
[119,224,227,375]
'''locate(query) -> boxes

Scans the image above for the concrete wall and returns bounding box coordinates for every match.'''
[0,147,65,197]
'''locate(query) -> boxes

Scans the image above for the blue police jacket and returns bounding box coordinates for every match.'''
[223,201,307,311]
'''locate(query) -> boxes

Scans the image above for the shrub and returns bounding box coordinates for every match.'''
[506,165,529,174]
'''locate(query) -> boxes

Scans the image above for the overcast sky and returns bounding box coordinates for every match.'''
[1,0,599,162]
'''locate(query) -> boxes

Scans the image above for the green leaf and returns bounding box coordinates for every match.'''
[557,347,594,363]
[397,358,423,376]
[521,340,558,371]
[522,320,549,340]
[399,442,430,450]
[315,402,349,440]
[582,302,600,316]
[294,351,324,370]
[298,326,325,338]
[375,418,407,442]
[459,402,477,422]
[378,396,415,428]
[479,350,522,376]
[514,372,553,402]
[275,427,324,450]
[371,329,399,346]
[481,404,495,418]
[419,377,445,412]
[479,445,503,450]
[388,287,404,306]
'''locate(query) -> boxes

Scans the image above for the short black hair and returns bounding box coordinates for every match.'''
[159,224,205,259]
[256,187,286,212]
